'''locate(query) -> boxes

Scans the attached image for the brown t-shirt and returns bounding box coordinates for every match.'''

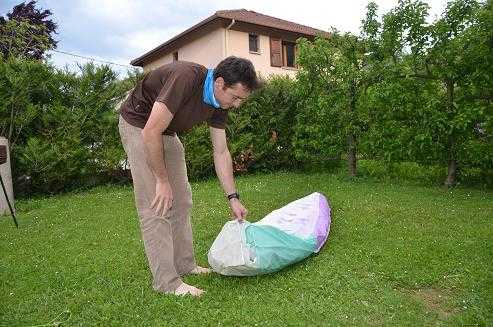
[119,61,228,134]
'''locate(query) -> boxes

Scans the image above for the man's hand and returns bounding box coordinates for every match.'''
[229,198,248,220]
[151,180,173,217]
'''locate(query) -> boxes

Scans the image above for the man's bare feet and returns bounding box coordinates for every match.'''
[188,266,211,275]
[172,282,204,296]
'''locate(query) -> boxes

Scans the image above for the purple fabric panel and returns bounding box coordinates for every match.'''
[314,194,331,252]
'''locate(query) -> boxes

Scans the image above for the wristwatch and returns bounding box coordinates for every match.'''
[227,192,240,201]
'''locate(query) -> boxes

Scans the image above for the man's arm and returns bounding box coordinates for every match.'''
[210,127,248,220]
[141,101,174,216]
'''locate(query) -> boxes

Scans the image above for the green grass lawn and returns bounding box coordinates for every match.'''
[1,171,492,326]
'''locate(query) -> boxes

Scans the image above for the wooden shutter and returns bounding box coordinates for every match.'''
[295,45,299,68]
[270,37,282,67]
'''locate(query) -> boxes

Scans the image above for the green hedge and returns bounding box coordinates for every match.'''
[0,58,306,196]
[0,58,133,195]
[1,57,491,197]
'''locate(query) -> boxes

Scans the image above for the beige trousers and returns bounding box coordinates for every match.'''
[118,115,196,292]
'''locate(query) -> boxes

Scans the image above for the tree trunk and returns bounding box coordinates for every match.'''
[444,80,457,187]
[347,82,358,178]
[8,103,14,142]
[445,159,457,187]
[347,134,357,177]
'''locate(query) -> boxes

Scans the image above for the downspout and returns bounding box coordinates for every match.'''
[224,19,235,57]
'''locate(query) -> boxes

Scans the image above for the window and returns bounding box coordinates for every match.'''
[173,51,178,61]
[249,34,259,53]
[270,37,298,68]
[282,41,296,67]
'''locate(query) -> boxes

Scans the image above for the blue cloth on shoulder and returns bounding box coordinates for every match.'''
[203,69,221,108]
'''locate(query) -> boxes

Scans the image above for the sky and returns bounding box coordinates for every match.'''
[0,0,449,77]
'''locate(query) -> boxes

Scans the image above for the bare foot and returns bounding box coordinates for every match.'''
[188,266,211,275]
[172,282,204,297]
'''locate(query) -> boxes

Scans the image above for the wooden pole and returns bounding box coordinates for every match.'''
[0,137,16,225]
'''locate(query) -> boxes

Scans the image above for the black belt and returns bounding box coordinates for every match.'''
[162,130,176,136]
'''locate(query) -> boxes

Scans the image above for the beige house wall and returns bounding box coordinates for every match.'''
[144,53,174,72]
[143,28,225,72]
[142,28,298,79]
[227,29,297,79]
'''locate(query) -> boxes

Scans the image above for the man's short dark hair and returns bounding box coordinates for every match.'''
[214,56,259,91]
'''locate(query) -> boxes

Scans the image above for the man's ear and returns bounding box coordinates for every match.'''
[214,77,224,89]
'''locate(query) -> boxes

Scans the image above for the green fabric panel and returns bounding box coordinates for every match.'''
[245,224,317,274]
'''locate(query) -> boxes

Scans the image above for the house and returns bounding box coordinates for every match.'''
[130,9,329,78]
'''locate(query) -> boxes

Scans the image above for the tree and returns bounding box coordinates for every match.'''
[362,1,445,166]
[0,57,54,147]
[365,0,492,186]
[0,0,57,60]
[295,30,372,177]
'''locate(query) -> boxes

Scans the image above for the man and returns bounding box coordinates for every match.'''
[118,56,259,296]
